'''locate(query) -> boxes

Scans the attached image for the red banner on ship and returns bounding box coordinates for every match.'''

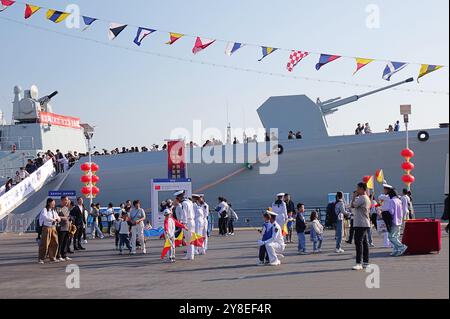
[167,140,186,179]
[39,112,81,129]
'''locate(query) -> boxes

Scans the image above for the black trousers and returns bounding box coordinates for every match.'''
[354,227,370,264]
[57,231,69,258]
[381,211,393,233]
[73,225,84,249]
[347,219,354,243]
[371,214,378,231]
[228,219,235,234]
[259,245,269,262]
[219,217,228,235]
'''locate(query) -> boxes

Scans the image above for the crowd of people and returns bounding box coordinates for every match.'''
[355,121,403,135]
[257,183,418,270]
[35,182,447,271]
[2,149,81,195]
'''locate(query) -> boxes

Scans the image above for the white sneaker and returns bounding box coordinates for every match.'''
[38,260,44,264]
[257,260,266,266]
[335,248,345,253]
[59,257,66,262]
[352,264,364,271]
[269,260,281,266]
[65,257,72,261]
[83,240,88,244]
[363,263,371,269]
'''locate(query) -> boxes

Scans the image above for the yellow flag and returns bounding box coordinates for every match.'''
[354,58,374,75]
[418,64,443,81]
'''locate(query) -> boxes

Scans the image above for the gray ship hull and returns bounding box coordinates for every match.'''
[59,127,449,209]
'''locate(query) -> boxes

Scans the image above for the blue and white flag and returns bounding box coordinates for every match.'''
[225,42,244,56]
[382,62,407,81]
[82,16,97,31]
[134,27,156,46]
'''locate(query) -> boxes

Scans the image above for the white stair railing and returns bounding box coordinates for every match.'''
[0,160,55,221]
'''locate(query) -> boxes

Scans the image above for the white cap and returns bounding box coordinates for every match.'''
[163,209,172,216]
[192,194,201,198]
[174,190,185,197]
[383,184,394,189]
[276,193,285,197]
[266,210,278,216]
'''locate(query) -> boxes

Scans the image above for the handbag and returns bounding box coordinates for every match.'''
[69,224,77,235]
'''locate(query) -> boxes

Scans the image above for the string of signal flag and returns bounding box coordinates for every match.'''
[1,0,448,83]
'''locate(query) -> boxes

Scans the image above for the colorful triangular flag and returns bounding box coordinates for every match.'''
[108,23,127,40]
[418,64,443,82]
[161,238,172,259]
[281,223,288,237]
[366,176,374,190]
[166,32,183,45]
[287,50,309,72]
[82,16,97,31]
[0,0,15,12]
[353,58,374,75]
[46,9,70,24]
[134,27,156,46]
[382,61,407,81]
[376,169,385,184]
[190,232,205,247]
[175,230,184,247]
[258,47,278,61]
[225,42,244,56]
[316,54,341,70]
[24,4,40,19]
[192,37,215,54]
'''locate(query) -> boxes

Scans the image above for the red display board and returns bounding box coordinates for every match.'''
[167,140,186,179]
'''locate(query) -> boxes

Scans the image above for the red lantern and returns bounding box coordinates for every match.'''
[81,175,92,184]
[80,162,91,172]
[92,186,100,196]
[91,163,100,173]
[401,161,415,171]
[402,174,415,184]
[91,175,100,184]
[401,148,415,160]
[81,186,92,196]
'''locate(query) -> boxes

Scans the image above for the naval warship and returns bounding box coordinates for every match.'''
[0,79,448,231]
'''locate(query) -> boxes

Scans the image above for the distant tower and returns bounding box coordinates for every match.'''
[226,123,232,145]
[0,109,5,125]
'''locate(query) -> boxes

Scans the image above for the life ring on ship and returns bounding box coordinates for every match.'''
[273,144,284,155]
[418,131,430,142]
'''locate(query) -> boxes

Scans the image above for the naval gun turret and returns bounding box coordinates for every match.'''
[318,77,414,116]
[257,77,414,140]
[12,85,58,124]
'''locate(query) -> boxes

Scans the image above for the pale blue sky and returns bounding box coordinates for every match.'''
[0,0,448,149]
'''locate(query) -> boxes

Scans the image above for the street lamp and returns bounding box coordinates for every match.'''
[400,105,412,149]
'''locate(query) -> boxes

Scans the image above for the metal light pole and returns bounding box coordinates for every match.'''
[81,124,95,208]
[400,105,412,191]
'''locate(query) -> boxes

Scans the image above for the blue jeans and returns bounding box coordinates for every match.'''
[313,240,322,251]
[297,232,306,252]
[388,224,406,253]
[336,220,343,250]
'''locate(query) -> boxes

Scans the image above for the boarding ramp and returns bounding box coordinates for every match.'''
[0,160,69,233]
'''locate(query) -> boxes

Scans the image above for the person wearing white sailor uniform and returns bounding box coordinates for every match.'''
[271,193,288,230]
[175,190,196,260]
[259,210,286,266]
[192,194,205,255]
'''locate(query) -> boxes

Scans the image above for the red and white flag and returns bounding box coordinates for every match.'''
[0,0,15,12]
[192,37,215,54]
[287,50,309,72]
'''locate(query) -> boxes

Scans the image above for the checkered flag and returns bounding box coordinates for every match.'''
[287,50,309,72]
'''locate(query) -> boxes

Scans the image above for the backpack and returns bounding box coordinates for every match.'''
[325,202,337,227]
[35,211,43,234]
